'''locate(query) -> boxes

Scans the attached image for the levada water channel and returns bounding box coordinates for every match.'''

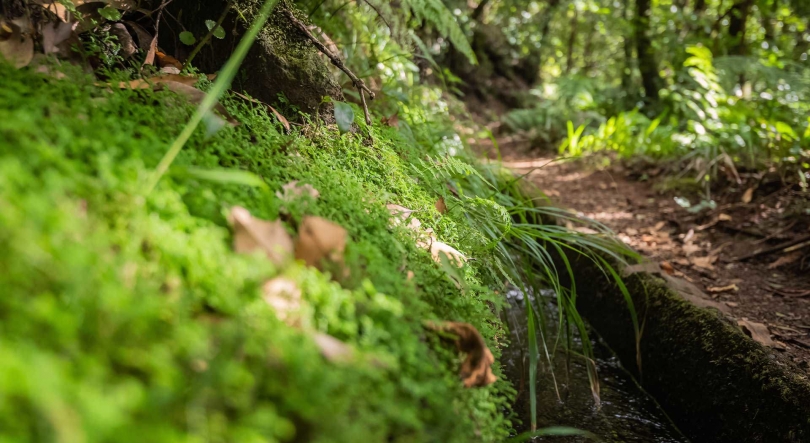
[501,287,689,442]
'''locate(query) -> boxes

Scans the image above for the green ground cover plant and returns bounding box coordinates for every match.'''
[0,58,518,442]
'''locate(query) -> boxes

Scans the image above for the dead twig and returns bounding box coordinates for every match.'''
[357,0,391,29]
[734,234,810,262]
[282,8,374,125]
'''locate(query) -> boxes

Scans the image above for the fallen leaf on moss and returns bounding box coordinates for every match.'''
[435,197,447,214]
[262,277,302,326]
[313,332,353,362]
[425,321,497,388]
[0,18,34,68]
[228,206,293,266]
[294,216,347,269]
[387,204,418,229]
[738,319,784,349]
[276,181,319,203]
[430,241,466,267]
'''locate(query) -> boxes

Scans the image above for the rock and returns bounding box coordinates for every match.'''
[159,0,343,117]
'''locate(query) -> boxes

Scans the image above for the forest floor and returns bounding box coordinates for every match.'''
[480,139,810,373]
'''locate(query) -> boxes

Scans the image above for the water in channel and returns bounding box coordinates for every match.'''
[501,288,689,442]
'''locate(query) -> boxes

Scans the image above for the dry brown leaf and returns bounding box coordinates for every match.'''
[430,241,466,267]
[425,321,497,388]
[155,50,182,69]
[767,251,802,269]
[738,319,784,349]
[435,197,447,214]
[660,261,675,275]
[0,18,34,68]
[690,255,717,271]
[276,181,319,203]
[706,284,739,293]
[228,206,293,266]
[741,187,754,204]
[262,277,302,326]
[313,332,354,362]
[387,204,421,232]
[381,111,399,127]
[294,216,347,269]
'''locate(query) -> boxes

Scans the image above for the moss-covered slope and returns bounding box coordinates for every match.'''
[0,62,514,442]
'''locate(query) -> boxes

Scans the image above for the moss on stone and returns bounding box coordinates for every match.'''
[557,253,810,442]
[161,0,343,116]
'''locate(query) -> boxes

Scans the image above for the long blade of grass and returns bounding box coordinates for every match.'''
[507,426,598,442]
[146,0,281,194]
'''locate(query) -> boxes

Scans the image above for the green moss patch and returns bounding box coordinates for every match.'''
[0,61,513,442]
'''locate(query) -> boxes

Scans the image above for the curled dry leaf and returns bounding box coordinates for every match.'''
[0,18,34,68]
[659,261,675,275]
[386,203,465,267]
[294,216,347,269]
[425,321,497,388]
[262,277,302,326]
[276,181,320,203]
[741,187,754,204]
[706,284,739,293]
[228,206,294,266]
[435,196,447,214]
[738,319,784,349]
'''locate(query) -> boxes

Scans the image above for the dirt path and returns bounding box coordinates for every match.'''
[489,142,810,372]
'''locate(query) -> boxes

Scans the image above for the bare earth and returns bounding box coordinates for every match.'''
[489,142,810,372]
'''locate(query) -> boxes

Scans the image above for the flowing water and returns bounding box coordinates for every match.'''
[502,288,689,442]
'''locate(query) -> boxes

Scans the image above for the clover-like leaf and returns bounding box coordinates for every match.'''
[179,31,196,45]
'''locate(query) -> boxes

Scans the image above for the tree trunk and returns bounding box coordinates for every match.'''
[536,0,562,85]
[565,7,578,74]
[621,0,635,99]
[634,0,661,104]
[728,0,754,55]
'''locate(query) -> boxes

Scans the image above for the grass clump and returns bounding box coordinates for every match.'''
[0,60,515,442]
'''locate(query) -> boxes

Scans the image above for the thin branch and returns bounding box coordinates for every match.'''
[282,8,374,125]
[357,0,391,30]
